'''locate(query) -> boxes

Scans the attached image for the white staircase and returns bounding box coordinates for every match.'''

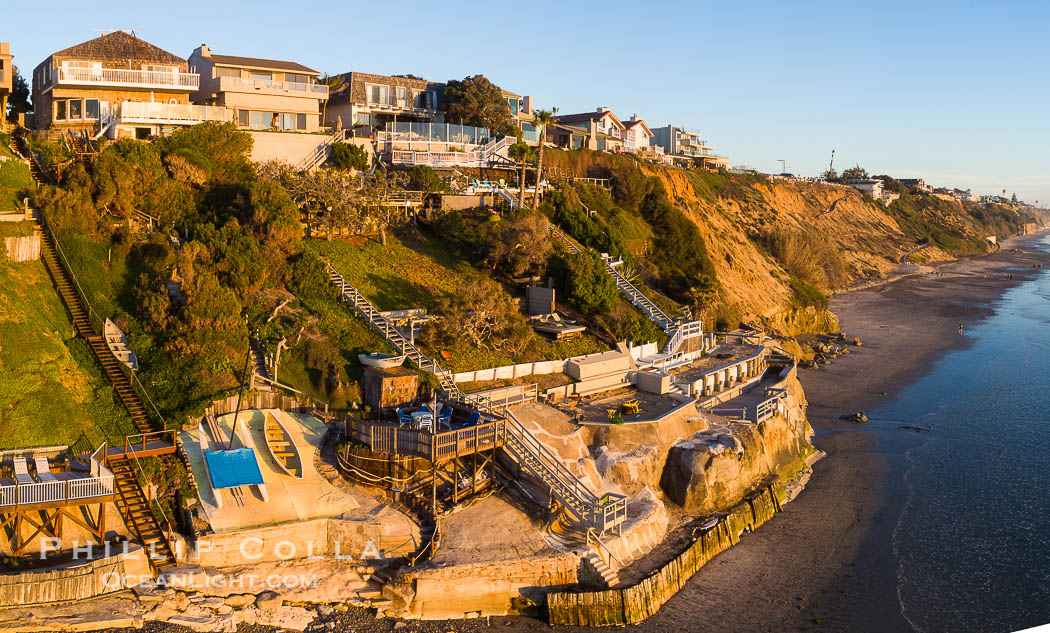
[546,224,706,355]
[295,129,346,172]
[323,259,626,533]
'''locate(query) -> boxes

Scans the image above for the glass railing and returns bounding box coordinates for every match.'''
[219,76,328,96]
[57,67,199,89]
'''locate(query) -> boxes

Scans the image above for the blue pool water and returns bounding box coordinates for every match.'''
[869,239,1050,632]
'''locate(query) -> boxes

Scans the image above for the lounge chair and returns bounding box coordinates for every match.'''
[12,457,35,485]
[396,408,413,426]
[34,457,57,482]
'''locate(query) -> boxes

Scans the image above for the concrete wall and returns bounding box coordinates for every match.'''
[248,131,328,165]
[397,554,578,619]
[189,517,382,568]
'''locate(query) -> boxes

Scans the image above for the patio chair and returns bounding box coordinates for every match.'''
[467,410,481,427]
[12,457,35,484]
[421,404,435,416]
[34,457,57,482]
[396,408,413,426]
[438,408,453,429]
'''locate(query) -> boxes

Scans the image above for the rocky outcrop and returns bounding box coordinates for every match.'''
[660,374,811,514]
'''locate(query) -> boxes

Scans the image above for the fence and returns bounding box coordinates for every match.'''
[382,122,491,144]
[0,472,115,508]
[3,234,41,261]
[547,483,785,626]
[0,550,132,607]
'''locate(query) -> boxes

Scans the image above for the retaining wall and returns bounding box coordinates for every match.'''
[546,482,785,626]
[0,544,151,608]
[4,234,40,262]
[189,517,382,567]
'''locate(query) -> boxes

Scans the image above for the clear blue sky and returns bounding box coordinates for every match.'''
[8,0,1049,203]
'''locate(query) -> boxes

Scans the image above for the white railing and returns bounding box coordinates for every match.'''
[294,128,345,171]
[219,76,328,97]
[117,101,229,124]
[0,473,115,507]
[56,67,199,90]
[388,135,514,169]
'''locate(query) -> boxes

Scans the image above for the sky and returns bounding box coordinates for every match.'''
[7,0,1049,203]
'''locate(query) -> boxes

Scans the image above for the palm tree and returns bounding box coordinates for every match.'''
[320,74,347,129]
[530,107,557,209]
[508,141,534,210]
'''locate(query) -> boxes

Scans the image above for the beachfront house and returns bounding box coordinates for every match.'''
[622,114,654,153]
[899,178,933,194]
[0,43,12,129]
[650,124,729,170]
[552,107,626,152]
[503,89,540,144]
[31,31,212,139]
[324,71,443,132]
[848,178,884,199]
[188,45,328,133]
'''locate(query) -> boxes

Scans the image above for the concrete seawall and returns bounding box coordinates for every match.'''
[547,482,786,626]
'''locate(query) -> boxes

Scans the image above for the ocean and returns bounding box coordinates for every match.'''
[869,237,1050,632]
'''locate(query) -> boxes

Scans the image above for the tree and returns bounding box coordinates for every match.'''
[841,164,869,180]
[5,67,30,123]
[508,141,534,208]
[406,165,450,207]
[550,250,618,316]
[424,279,534,353]
[530,108,557,209]
[485,211,552,277]
[684,274,718,326]
[319,74,346,127]
[1012,192,1018,204]
[443,75,512,132]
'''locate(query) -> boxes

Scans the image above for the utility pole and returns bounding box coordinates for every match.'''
[828,149,835,176]
[778,159,787,174]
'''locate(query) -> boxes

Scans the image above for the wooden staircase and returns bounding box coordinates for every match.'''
[8,129,46,186]
[38,222,177,573]
[109,456,177,572]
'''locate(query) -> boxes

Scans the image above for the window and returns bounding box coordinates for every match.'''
[237,109,249,127]
[296,113,306,130]
[366,83,390,105]
[396,86,407,106]
[280,113,295,130]
[69,98,83,120]
[249,71,272,82]
[507,97,518,116]
[286,73,307,83]
[216,66,240,78]
[143,65,176,73]
[55,100,67,121]
[85,99,100,119]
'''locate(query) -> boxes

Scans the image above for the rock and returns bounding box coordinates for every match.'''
[853,337,862,346]
[200,597,225,610]
[166,613,235,633]
[233,608,258,626]
[256,606,315,632]
[394,622,407,630]
[224,594,255,608]
[136,593,165,605]
[255,590,282,612]
[165,591,190,611]
[837,332,847,341]
[839,412,868,423]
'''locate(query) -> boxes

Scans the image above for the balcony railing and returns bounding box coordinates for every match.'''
[218,76,328,97]
[0,472,115,508]
[56,67,199,90]
[117,101,229,124]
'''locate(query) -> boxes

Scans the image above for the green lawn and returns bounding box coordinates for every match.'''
[0,254,136,449]
[0,133,33,212]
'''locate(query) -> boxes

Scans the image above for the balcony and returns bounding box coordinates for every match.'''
[115,101,230,125]
[218,76,328,99]
[55,67,199,90]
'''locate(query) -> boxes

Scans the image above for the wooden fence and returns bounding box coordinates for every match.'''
[4,234,41,262]
[0,553,127,607]
[204,391,313,418]
[351,419,507,463]
[547,482,785,626]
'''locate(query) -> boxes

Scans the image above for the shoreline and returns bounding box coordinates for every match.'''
[507,230,1050,633]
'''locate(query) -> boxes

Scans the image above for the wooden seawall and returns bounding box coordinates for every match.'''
[547,482,785,626]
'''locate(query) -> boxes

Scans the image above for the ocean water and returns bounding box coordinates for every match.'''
[870,239,1050,633]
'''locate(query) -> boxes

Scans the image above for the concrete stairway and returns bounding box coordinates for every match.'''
[109,456,177,572]
[583,551,621,588]
[294,129,345,172]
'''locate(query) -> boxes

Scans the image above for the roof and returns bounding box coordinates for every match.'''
[623,118,654,136]
[208,53,319,75]
[52,31,184,65]
[204,448,265,489]
[556,109,625,129]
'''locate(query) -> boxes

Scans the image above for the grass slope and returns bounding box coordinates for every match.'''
[0,133,33,212]
[0,247,135,448]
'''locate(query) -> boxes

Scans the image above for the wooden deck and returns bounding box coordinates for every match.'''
[347,418,506,463]
[104,430,178,460]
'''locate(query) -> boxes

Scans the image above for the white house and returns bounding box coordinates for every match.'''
[622,114,654,153]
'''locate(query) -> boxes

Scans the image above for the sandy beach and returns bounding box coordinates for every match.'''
[483,231,1050,633]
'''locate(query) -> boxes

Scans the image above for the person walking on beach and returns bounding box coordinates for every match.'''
[958,323,964,335]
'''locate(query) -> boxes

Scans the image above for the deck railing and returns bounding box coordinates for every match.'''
[118,429,178,457]
[360,419,507,462]
[56,67,199,90]
[0,473,115,508]
[117,101,229,124]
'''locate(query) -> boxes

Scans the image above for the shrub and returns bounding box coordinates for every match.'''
[550,250,618,316]
[765,229,848,290]
[331,142,369,171]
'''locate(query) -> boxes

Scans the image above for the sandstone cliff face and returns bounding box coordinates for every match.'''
[659,372,812,514]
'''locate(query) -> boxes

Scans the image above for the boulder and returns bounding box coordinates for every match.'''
[255,591,282,612]
[853,337,862,346]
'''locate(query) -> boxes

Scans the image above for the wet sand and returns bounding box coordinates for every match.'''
[490,231,1050,633]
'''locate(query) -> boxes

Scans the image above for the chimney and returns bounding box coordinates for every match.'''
[631,114,639,122]
[597,106,610,113]
[195,44,211,58]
